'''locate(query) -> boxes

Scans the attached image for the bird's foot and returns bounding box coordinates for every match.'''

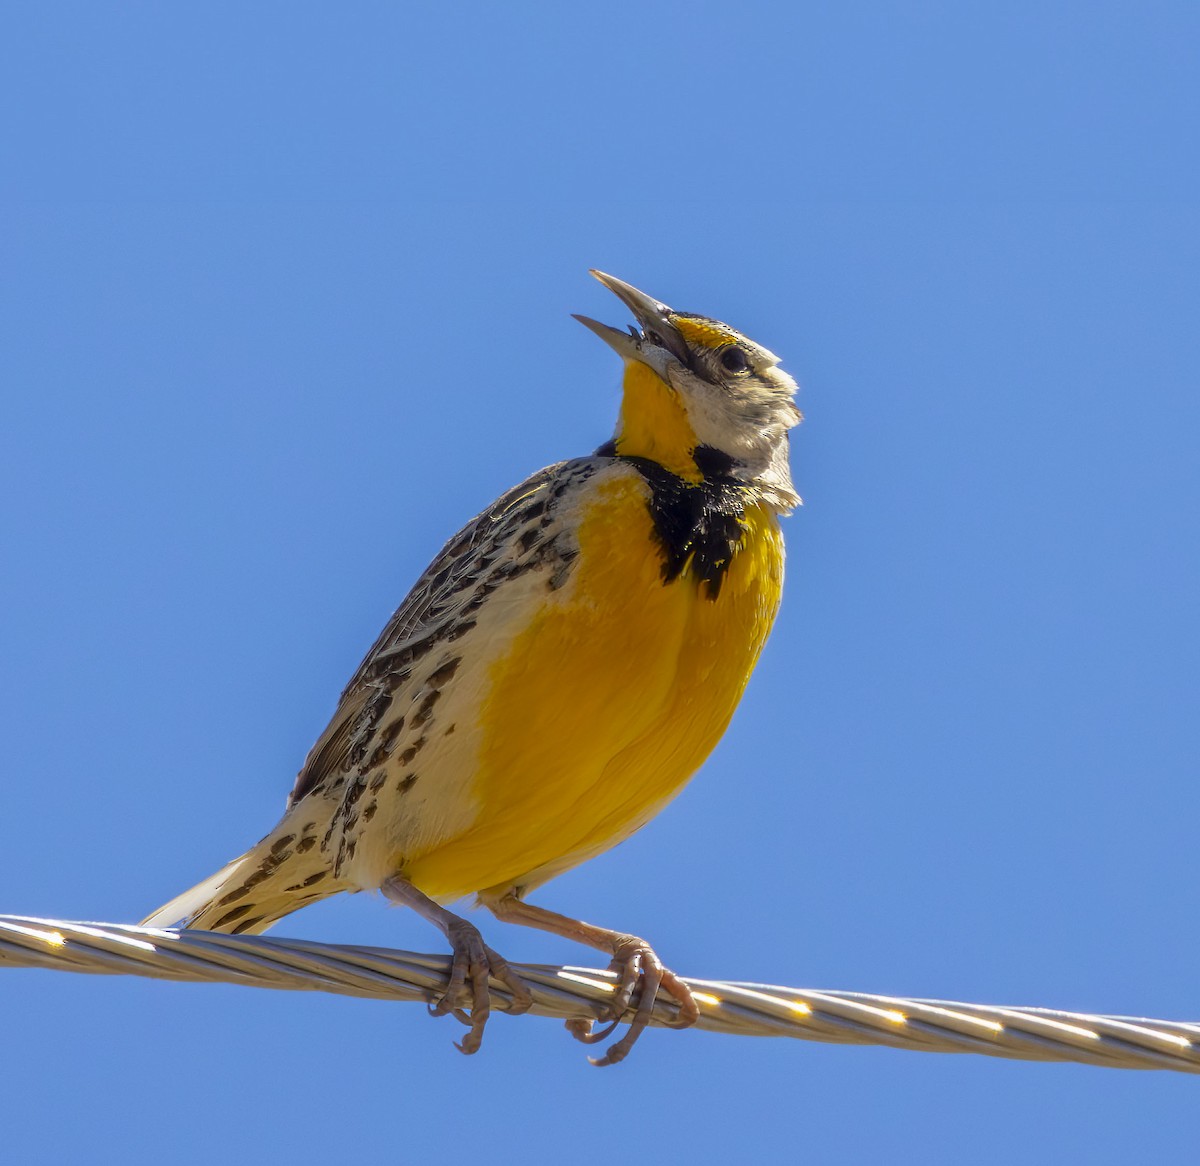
[383,875,532,1056]
[566,934,700,1066]
[432,918,533,1055]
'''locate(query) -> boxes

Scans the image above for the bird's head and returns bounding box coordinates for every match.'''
[576,270,801,512]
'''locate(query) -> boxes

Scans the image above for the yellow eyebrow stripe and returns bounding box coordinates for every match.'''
[672,315,738,349]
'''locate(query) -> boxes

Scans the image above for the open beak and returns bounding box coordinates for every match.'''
[573,270,691,366]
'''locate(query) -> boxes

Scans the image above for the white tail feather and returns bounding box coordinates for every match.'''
[141,825,345,934]
[140,852,256,929]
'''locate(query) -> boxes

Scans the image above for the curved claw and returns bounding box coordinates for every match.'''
[483,944,534,1016]
[382,877,534,1055]
[426,920,532,1056]
[477,890,697,1065]
[587,936,699,1068]
[603,939,645,1022]
[656,967,702,1029]
[565,1016,621,1045]
[431,1003,474,1028]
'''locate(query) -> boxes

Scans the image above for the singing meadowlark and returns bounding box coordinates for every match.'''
[143,271,801,1065]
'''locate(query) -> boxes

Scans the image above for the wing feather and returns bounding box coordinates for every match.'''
[286,461,571,808]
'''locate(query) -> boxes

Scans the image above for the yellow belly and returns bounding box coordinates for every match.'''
[403,472,784,900]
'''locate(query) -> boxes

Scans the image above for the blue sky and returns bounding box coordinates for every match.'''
[2,4,1197,1163]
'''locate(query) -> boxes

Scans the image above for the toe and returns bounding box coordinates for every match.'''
[435,919,492,1053]
[430,940,471,1017]
[434,924,530,1055]
[584,937,695,1066]
[605,936,647,1021]
[591,949,664,1066]
[484,944,534,1015]
[658,968,700,1029]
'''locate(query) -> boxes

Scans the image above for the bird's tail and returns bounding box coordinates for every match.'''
[140,823,343,935]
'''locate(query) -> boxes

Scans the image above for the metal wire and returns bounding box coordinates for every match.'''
[2,914,1196,1073]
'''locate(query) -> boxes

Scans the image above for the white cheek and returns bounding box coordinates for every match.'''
[671,372,759,455]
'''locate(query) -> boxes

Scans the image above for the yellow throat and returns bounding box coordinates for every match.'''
[611,359,704,482]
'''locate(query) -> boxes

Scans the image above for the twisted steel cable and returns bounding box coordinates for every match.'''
[2,914,1196,1073]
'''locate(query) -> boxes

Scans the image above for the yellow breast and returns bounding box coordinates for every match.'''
[402,468,784,901]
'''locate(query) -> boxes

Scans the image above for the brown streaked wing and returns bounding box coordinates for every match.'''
[285,462,566,809]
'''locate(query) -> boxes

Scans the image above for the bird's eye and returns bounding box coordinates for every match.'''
[720,346,750,374]
[646,329,664,347]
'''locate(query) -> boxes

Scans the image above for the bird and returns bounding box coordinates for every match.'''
[143,270,802,1065]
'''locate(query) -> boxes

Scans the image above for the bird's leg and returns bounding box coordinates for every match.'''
[480,891,699,1066]
[381,875,531,1055]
